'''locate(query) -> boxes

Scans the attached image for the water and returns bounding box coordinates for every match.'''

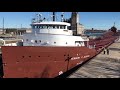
[84,32,104,37]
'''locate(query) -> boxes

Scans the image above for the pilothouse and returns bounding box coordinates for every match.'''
[23,12,87,46]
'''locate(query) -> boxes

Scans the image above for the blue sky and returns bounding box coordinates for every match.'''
[0,12,120,30]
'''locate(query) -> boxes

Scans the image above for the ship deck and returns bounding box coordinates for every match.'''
[68,38,120,78]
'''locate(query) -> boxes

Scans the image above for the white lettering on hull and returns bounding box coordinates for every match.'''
[70,55,90,60]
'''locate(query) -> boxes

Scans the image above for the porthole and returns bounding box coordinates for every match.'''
[26,39,29,41]
[54,42,56,44]
[35,40,37,43]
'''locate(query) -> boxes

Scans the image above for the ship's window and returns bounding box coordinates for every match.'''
[54,26,57,29]
[40,26,43,29]
[37,25,39,28]
[39,40,41,43]
[75,41,80,43]
[64,26,66,29]
[53,26,55,29]
[66,42,68,44]
[35,40,37,43]
[39,25,41,28]
[36,25,39,28]
[43,25,48,29]
[54,42,56,44]
[37,25,40,29]
[60,25,65,29]
[34,25,37,29]
[32,25,35,29]
[47,25,50,29]
[60,26,62,29]
[67,26,70,29]
[57,25,59,29]
[51,25,58,29]
[46,25,49,29]
[48,25,53,29]
[26,39,29,41]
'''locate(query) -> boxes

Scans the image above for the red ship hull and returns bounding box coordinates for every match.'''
[0,31,118,78]
[1,46,96,78]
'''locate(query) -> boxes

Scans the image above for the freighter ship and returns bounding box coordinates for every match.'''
[0,12,118,78]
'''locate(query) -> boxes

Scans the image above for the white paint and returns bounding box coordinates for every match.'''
[23,34,86,46]
[76,61,83,65]
[31,21,71,26]
[71,57,80,60]
[23,20,89,46]
[59,71,63,75]
[81,55,90,59]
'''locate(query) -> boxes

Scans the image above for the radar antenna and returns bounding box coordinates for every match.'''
[61,12,64,22]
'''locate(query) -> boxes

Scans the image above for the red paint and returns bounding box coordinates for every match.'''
[1,46,96,78]
[1,31,119,78]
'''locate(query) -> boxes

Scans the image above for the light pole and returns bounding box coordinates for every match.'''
[3,17,4,34]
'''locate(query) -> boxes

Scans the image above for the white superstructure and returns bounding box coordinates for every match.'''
[23,12,89,46]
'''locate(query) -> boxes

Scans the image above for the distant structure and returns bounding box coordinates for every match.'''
[71,12,84,35]
[3,18,5,34]
[0,28,32,35]
[110,22,117,33]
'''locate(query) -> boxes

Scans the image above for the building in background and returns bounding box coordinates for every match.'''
[71,12,84,35]
[0,28,32,35]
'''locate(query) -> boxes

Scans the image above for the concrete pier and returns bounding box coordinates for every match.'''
[68,38,120,78]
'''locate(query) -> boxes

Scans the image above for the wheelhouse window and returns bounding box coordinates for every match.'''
[43,25,48,29]
[57,25,59,29]
[60,25,66,29]
[67,26,70,29]
[32,25,66,29]
[32,25,37,29]
[32,25,35,29]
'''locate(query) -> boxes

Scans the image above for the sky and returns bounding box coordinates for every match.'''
[0,12,120,30]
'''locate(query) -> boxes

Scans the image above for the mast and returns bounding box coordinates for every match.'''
[114,22,115,27]
[53,12,55,21]
[21,24,22,28]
